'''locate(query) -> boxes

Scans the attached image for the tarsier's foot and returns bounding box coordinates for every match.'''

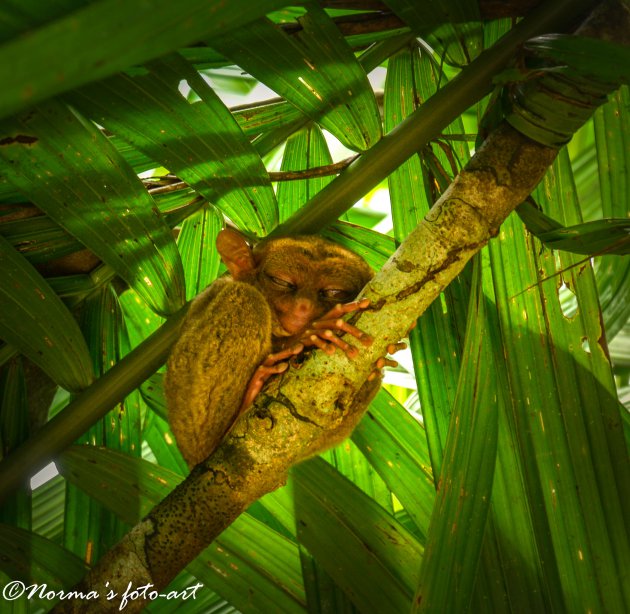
[239,344,304,412]
[368,341,407,381]
[368,321,416,380]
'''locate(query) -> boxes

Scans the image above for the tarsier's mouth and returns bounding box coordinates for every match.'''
[274,315,312,337]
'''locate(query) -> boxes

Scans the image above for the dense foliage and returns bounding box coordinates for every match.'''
[0,1,628,612]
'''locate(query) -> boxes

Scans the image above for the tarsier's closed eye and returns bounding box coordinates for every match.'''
[267,273,296,290]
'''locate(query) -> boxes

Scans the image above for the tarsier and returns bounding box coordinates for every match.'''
[165,228,391,468]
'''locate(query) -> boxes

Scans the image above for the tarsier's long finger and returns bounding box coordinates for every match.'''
[320,297,370,320]
[311,317,373,345]
[240,362,290,411]
[367,357,399,381]
[376,356,399,370]
[240,379,263,414]
[303,330,361,358]
[303,332,337,355]
[320,330,360,358]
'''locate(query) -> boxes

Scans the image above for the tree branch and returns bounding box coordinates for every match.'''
[268,156,360,181]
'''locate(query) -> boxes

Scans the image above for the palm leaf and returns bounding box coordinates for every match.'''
[0,0,297,119]
[69,54,278,237]
[485,151,630,610]
[593,86,630,337]
[352,388,435,539]
[292,458,422,613]
[277,124,334,223]
[0,100,185,316]
[211,6,381,152]
[0,235,93,391]
[414,258,499,612]
[0,523,88,605]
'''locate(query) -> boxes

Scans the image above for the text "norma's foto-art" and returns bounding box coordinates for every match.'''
[2,580,203,611]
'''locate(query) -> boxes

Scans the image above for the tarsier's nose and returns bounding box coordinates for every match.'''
[280,297,317,334]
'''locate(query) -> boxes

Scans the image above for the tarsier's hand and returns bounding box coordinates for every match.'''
[240,299,372,412]
[298,297,409,378]
[240,301,410,411]
[299,298,373,359]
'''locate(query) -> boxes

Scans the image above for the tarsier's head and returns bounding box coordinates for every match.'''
[216,228,373,338]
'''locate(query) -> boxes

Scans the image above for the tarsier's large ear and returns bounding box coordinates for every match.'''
[216,228,256,280]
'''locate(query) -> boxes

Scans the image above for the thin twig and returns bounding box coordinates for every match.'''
[268,155,360,181]
[146,181,188,195]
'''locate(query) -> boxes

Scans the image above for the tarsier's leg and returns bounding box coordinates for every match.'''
[165,280,272,467]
